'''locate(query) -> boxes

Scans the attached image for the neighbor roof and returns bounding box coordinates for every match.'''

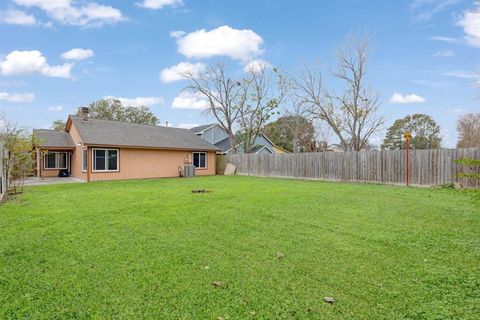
[190,123,216,134]
[68,116,219,151]
[34,129,75,148]
[214,137,232,153]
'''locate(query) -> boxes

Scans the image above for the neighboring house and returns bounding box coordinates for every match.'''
[33,108,218,182]
[0,142,6,200]
[191,123,289,155]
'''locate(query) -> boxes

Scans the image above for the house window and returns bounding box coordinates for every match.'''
[82,148,87,172]
[44,152,67,170]
[192,152,207,169]
[93,148,118,172]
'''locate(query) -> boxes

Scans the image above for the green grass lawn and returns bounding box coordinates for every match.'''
[1,176,479,319]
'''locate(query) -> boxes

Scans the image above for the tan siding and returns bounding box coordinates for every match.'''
[90,149,216,181]
[41,169,60,177]
[68,123,87,181]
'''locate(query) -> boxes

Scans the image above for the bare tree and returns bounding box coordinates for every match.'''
[184,63,245,152]
[457,113,480,148]
[0,113,39,195]
[313,119,333,152]
[295,36,385,151]
[238,64,289,153]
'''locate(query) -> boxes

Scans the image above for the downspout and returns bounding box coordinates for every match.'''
[87,146,91,182]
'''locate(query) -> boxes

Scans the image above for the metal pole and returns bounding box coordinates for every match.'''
[406,138,410,187]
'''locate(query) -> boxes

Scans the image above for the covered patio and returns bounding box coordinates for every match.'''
[34,129,76,178]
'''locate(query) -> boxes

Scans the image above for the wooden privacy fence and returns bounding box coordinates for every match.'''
[223,148,480,188]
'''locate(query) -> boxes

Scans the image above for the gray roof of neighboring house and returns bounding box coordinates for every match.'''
[69,116,219,151]
[34,129,75,148]
[214,137,232,152]
[251,145,273,153]
[190,123,216,134]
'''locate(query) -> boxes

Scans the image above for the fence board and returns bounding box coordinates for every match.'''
[224,148,480,188]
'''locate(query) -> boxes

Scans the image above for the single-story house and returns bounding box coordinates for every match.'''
[191,123,290,155]
[33,108,219,182]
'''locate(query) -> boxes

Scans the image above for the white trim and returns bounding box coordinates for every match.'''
[81,147,87,172]
[192,151,207,169]
[253,146,273,154]
[193,123,217,134]
[92,148,119,172]
[44,151,68,170]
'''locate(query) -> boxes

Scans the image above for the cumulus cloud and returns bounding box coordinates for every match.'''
[0,91,35,103]
[171,92,209,109]
[61,48,94,60]
[160,62,206,83]
[389,93,426,104]
[13,0,124,27]
[0,9,36,25]
[105,95,164,107]
[243,59,272,73]
[177,123,200,129]
[48,105,64,112]
[457,5,480,47]
[136,0,183,10]
[0,50,73,78]
[170,30,185,38]
[175,25,264,61]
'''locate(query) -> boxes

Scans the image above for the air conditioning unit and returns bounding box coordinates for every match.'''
[184,165,196,178]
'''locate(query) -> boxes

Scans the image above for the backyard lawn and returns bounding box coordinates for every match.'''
[0,176,479,319]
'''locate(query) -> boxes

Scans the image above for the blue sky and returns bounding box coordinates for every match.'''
[0,0,479,147]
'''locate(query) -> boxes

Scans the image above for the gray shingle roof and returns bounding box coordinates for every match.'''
[34,129,75,148]
[251,145,272,153]
[190,123,216,134]
[69,116,218,151]
[214,137,232,152]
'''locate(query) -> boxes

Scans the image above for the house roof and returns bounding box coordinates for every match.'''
[67,116,219,151]
[34,129,75,149]
[190,123,216,134]
[251,145,273,154]
[214,137,232,152]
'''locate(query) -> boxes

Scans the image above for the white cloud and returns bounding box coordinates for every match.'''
[61,48,94,60]
[177,123,200,129]
[0,9,36,25]
[105,95,164,107]
[0,50,73,78]
[243,59,272,73]
[443,70,479,79]
[171,91,209,110]
[389,93,426,104]
[13,0,124,27]
[170,30,185,38]
[136,0,183,10]
[0,91,35,103]
[430,36,462,43]
[434,49,454,57]
[410,0,462,21]
[48,105,64,112]
[457,5,480,47]
[160,62,206,83]
[175,25,264,61]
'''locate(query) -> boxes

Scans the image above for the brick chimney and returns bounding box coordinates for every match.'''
[80,107,89,122]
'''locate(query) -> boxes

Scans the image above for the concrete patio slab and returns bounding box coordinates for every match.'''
[23,177,85,187]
